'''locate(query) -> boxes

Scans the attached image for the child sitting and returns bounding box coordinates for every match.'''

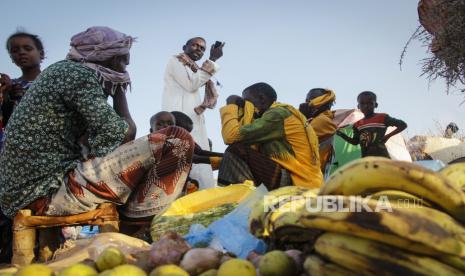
[149,111,176,132]
[336,91,407,158]
[150,111,201,194]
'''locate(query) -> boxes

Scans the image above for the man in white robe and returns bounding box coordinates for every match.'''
[162,37,224,189]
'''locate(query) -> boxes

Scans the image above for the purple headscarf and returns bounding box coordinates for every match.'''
[66,26,135,96]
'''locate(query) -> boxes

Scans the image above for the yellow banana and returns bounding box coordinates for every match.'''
[303,255,352,276]
[296,196,465,257]
[369,190,432,208]
[248,186,315,238]
[266,196,321,244]
[440,255,465,272]
[315,232,463,276]
[440,163,465,191]
[320,157,465,222]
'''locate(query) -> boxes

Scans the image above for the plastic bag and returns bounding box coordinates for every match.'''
[184,184,268,258]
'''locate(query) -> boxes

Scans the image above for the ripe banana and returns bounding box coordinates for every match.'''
[296,196,465,257]
[440,163,465,191]
[440,255,465,272]
[369,190,432,208]
[315,232,463,275]
[320,157,465,222]
[303,254,352,276]
[266,196,321,245]
[248,185,316,238]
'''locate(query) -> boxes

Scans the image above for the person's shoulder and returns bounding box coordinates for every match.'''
[167,55,182,64]
[376,113,388,118]
[165,55,184,70]
[45,60,93,75]
[354,117,365,128]
[267,106,291,119]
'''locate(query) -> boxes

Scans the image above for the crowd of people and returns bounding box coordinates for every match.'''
[0,26,409,261]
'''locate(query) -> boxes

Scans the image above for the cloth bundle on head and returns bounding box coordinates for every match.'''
[309,89,335,108]
[66,26,134,96]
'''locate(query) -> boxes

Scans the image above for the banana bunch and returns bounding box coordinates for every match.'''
[248,186,319,246]
[440,162,465,190]
[314,233,463,276]
[303,254,351,276]
[320,157,465,222]
[298,196,465,257]
[248,158,465,274]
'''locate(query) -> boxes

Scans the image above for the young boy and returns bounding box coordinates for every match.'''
[149,111,176,132]
[336,91,407,158]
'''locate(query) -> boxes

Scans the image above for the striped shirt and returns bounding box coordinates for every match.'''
[353,113,406,158]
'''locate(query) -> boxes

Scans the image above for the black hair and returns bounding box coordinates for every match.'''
[447,122,459,133]
[171,111,193,132]
[244,82,277,102]
[185,37,206,46]
[307,88,326,99]
[6,31,44,52]
[357,91,377,102]
[150,111,175,125]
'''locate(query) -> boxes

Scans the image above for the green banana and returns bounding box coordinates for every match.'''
[440,163,465,191]
[303,255,352,276]
[315,232,464,276]
[320,157,465,222]
[296,196,465,257]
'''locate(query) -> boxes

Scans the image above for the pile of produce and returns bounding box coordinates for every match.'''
[4,157,465,275]
[249,157,465,275]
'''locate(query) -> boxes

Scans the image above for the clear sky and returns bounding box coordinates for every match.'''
[1,0,464,152]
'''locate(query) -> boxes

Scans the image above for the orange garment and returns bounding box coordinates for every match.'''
[310,110,337,171]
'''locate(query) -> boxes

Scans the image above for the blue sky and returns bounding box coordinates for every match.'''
[1,0,464,152]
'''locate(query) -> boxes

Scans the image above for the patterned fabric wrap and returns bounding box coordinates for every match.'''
[0,60,129,218]
[45,126,194,219]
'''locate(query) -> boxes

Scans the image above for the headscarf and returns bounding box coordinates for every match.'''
[309,89,336,108]
[66,26,134,96]
[176,53,218,115]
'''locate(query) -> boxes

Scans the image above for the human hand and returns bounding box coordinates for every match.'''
[226,95,244,107]
[299,102,313,118]
[0,73,13,96]
[209,42,225,62]
[9,83,25,100]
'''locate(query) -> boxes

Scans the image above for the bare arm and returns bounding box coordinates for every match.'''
[192,154,211,164]
[112,89,137,143]
[336,129,359,145]
[383,116,407,143]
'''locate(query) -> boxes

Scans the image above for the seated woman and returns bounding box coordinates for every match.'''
[299,88,337,177]
[0,27,194,222]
